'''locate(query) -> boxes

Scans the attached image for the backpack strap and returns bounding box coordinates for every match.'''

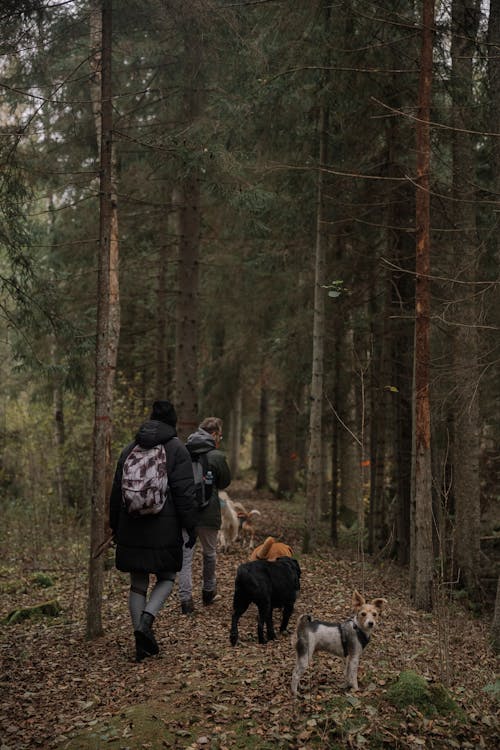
[198,452,209,474]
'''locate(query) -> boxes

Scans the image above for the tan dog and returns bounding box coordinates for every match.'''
[219,493,261,552]
[233,501,261,549]
[291,590,387,695]
[250,536,293,561]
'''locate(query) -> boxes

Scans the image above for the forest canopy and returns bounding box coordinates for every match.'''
[0,0,498,614]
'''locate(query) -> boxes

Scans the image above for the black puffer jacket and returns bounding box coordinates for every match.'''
[109,420,197,574]
[186,427,231,530]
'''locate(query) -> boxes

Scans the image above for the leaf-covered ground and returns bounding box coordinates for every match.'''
[0,480,498,749]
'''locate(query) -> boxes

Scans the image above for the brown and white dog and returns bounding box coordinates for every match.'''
[291,590,387,695]
[250,536,293,561]
[233,502,261,549]
[219,493,261,552]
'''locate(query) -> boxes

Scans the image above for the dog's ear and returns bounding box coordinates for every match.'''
[352,590,365,610]
[371,597,387,611]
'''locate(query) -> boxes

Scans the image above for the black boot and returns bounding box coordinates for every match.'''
[202,588,219,606]
[181,598,195,615]
[134,637,150,663]
[134,611,159,661]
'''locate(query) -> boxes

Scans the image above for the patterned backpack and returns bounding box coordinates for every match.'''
[121,444,168,516]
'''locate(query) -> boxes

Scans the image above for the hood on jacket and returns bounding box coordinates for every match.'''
[185,427,216,457]
[136,419,176,449]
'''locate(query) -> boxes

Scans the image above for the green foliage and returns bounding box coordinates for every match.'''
[4,599,60,624]
[0,162,34,308]
[386,671,461,716]
[31,572,54,588]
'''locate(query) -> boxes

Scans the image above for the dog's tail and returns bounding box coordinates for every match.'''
[255,536,275,559]
[233,502,261,521]
[293,613,312,654]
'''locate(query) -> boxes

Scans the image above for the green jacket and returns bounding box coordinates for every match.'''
[186,428,231,529]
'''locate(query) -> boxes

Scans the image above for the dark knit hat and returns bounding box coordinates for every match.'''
[150,400,177,426]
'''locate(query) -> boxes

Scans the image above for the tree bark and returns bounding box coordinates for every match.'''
[450,0,481,594]
[276,387,298,497]
[338,321,362,529]
[411,0,434,611]
[174,19,203,440]
[47,190,67,509]
[229,387,242,480]
[87,0,119,639]
[489,0,500,234]
[51,339,66,509]
[255,380,269,490]
[329,342,341,546]
[492,575,500,653]
[303,98,328,553]
[155,189,171,399]
[369,284,390,554]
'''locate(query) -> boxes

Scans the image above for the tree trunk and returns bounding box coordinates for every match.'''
[174,21,203,440]
[489,0,500,242]
[229,387,242,479]
[369,284,390,554]
[450,0,481,594]
[175,175,201,440]
[89,0,120,465]
[47,190,67,510]
[87,0,118,639]
[255,380,269,490]
[51,340,66,509]
[320,427,329,519]
[394,332,413,566]
[330,414,339,546]
[155,221,169,398]
[338,322,362,529]
[411,0,434,611]
[303,99,328,553]
[330,344,341,546]
[492,575,500,653]
[275,387,298,497]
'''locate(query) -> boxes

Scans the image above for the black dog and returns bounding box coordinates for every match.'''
[229,557,301,646]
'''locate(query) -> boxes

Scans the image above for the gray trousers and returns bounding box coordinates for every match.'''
[178,527,218,602]
[128,571,175,630]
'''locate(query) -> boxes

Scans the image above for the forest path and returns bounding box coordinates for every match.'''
[0,480,497,749]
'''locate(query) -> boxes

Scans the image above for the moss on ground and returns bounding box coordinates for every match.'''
[31,572,55,588]
[386,670,462,717]
[57,700,282,750]
[4,599,61,624]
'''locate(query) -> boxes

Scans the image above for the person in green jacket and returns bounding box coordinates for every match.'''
[178,417,231,614]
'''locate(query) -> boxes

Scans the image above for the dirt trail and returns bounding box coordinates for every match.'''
[0,481,497,749]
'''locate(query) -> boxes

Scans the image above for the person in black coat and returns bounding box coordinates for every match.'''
[109,400,197,662]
